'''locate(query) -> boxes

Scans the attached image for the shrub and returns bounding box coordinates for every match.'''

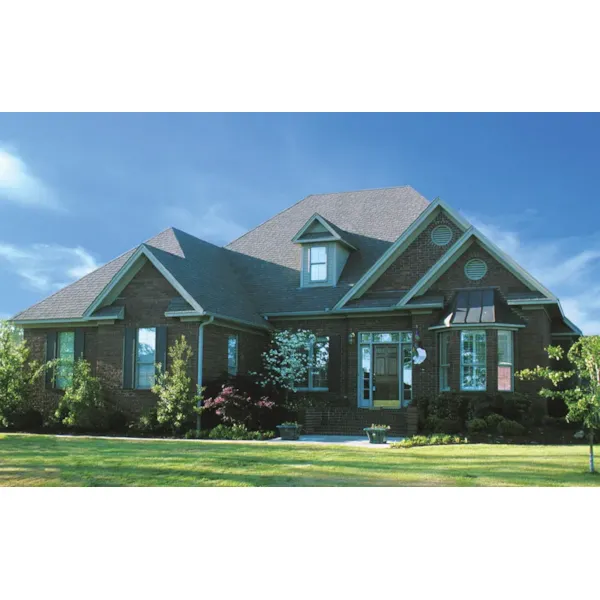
[201,386,275,430]
[391,434,468,449]
[485,413,506,430]
[0,321,49,428]
[184,428,209,439]
[152,335,202,435]
[423,416,441,432]
[435,418,463,434]
[467,418,488,435]
[497,419,526,436]
[54,359,107,431]
[108,411,129,433]
[13,408,43,431]
[132,408,161,435]
[208,424,275,440]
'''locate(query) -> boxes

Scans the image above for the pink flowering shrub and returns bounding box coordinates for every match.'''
[201,386,275,430]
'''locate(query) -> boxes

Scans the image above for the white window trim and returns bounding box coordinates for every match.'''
[309,246,328,282]
[460,330,487,392]
[497,329,514,392]
[439,331,450,392]
[227,334,239,376]
[296,336,329,392]
[135,327,157,390]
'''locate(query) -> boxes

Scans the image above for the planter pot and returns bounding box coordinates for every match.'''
[364,427,389,444]
[277,424,300,441]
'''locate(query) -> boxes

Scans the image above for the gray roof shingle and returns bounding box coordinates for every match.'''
[12,186,430,324]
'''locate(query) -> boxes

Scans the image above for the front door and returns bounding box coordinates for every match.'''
[373,344,399,408]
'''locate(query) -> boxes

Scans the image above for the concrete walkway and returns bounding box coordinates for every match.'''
[270,434,404,447]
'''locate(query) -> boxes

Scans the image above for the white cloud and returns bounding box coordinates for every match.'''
[465,211,600,335]
[166,204,247,244]
[0,146,62,210]
[0,242,99,293]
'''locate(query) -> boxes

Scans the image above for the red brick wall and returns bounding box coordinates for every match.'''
[372,211,463,292]
[23,261,268,419]
[431,242,530,301]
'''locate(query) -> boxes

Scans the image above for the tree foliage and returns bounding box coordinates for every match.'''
[55,358,107,430]
[152,335,202,435]
[517,337,600,473]
[254,329,323,392]
[0,321,46,428]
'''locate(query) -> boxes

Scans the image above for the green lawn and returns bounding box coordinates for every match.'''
[0,433,599,486]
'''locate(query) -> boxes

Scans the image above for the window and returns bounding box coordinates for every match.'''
[136,327,156,389]
[56,331,75,390]
[498,330,514,391]
[439,331,450,391]
[228,334,238,376]
[309,246,327,282]
[298,336,329,390]
[460,330,486,391]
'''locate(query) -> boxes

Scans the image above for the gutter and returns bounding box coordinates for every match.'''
[196,315,215,431]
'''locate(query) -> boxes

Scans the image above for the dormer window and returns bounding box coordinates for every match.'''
[292,213,356,288]
[309,246,328,282]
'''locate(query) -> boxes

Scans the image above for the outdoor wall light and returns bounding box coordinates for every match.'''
[348,332,356,345]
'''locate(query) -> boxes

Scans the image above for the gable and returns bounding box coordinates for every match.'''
[422,241,532,303]
[112,260,184,324]
[370,210,464,293]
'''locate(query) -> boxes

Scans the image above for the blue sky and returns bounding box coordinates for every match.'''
[1,113,600,332]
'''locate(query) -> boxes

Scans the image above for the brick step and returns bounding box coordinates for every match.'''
[304,407,418,437]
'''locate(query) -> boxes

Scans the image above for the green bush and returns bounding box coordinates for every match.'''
[13,408,44,431]
[152,335,202,435]
[54,359,108,431]
[435,418,463,434]
[107,411,130,434]
[497,419,527,436]
[485,413,505,430]
[391,434,468,449]
[208,424,275,440]
[184,428,209,439]
[132,408,161,435]
[467,418,488,434]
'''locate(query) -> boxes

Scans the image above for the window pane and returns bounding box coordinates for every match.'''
[400,332,412,343]
[310,246,327,264]
[137,328,156,364]
[136,364,155,389]
[498,366,512,391]
[462,365,487,391]
[310,263,327,281]
[56,332,75,389]
[461,331,486,391]
[498,330,512,364]
[402,346,413,406]
[311,337,329,388]
[359,333,371,343]
[361,345,371,401]
[228,335,238,375]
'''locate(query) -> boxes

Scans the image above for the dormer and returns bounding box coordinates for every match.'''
[292,213,356,287]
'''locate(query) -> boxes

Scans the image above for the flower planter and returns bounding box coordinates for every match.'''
[277,424,300,440]
[364,427,389,444]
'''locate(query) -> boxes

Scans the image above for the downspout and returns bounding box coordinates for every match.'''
[196,315,215,432]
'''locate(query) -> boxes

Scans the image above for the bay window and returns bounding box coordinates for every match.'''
[497,330,514,391]
[460,330,486,391]
[439,331,450,392]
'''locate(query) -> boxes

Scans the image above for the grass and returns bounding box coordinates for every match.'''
[0,433,599,486]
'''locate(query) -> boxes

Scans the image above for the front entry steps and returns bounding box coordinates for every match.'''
[304,406,418,437]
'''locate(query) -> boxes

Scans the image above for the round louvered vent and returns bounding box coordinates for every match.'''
[465,258,488,281]
[431,224,453,246]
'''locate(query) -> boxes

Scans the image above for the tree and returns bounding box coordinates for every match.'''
[516,336,600,473]
[253,329,324,395]
[55,358,106,430]
[152,335,202,435]
[0,320,47,428]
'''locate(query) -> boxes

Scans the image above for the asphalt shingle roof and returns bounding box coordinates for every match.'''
[11,186,431,324]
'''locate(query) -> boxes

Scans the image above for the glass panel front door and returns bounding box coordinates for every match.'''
[373,344,399,408]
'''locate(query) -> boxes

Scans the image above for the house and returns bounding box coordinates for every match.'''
[11,186,581,436]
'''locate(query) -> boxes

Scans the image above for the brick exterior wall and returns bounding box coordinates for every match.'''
[20,250,559,433]
[23,261,268,419]
[372,211,463,292]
